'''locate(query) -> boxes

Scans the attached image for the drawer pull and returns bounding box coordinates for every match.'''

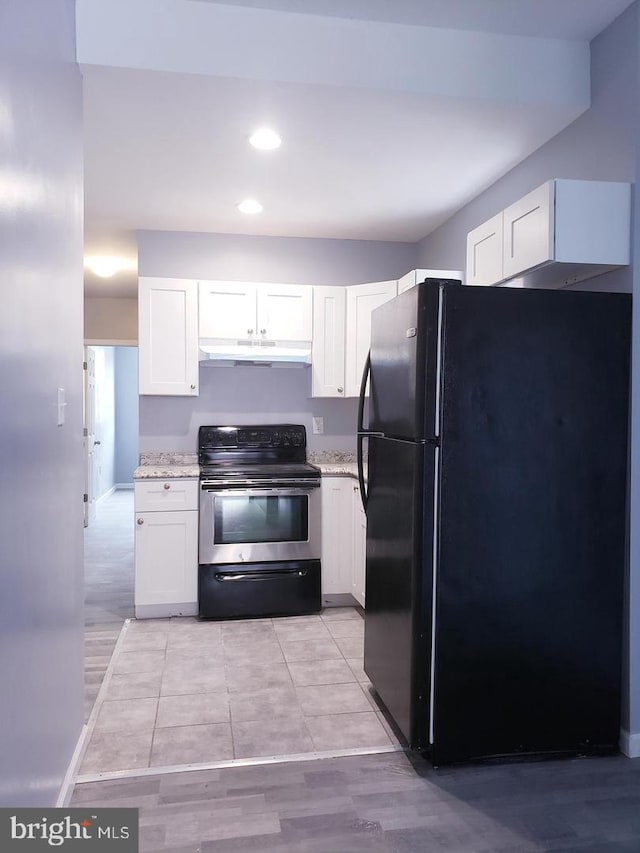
[137,518,144,525]
[164,483,171,490]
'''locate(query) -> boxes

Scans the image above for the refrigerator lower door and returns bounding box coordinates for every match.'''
[431,284,628,766]
[363,435,434,749]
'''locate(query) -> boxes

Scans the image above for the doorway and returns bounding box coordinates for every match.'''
[83,344,138,719]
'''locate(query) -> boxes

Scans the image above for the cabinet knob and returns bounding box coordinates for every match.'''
[260,328,266,335]
[137,517,144,525]
[190,383,196,390]
[163,483,170,490]
[337,387,344,394]
[247,328,254,335]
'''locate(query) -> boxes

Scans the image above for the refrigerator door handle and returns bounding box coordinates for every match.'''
[357,352,371,512]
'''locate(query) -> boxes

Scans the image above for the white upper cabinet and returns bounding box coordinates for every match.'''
[466,180,631,288]
[345,280,397,397]
[199,281,256,339]
[312,286,346,397]
[466,212,504,286]
[502,181,554,280]
[138,277,199,396]
[199,281,312,343]
[398,268,464,293]
[256,283,312,342]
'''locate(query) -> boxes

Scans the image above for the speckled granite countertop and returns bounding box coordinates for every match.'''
[134,452,199,480]
[134,451,363,480]
[134,464,200,480]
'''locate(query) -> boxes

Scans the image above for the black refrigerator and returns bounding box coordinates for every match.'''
[357,279,630,766]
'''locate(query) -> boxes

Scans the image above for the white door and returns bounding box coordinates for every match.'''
[351,483,367,608]
[344,280,397,397]
[312,286,346,398]
[84,346,97,526]
[502,181,554,280]
[466,211,504,286]
[256,283,313,342]
[138,277,199,395]
[199,281,257,340]
[320,478,353,597]
[135,510,198,608]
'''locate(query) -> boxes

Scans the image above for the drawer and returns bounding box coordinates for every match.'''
[134,479,199,512]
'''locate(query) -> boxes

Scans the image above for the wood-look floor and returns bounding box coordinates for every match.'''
[84,488,134,720]
[71,748,640,852]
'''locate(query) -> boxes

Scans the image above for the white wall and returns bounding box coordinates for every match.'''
[0,0,84,805]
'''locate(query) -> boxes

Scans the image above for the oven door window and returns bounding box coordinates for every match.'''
[213,494,309,545]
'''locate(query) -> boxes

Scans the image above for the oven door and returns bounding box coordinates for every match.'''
[199,483,321,565]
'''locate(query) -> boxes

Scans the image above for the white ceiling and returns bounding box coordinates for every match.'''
[194,0,635,40]
[81,0,635,297]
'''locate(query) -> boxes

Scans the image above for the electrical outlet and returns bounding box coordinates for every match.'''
[312,416,324,434]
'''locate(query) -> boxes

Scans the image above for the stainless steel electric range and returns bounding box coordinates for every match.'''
[198,424,322,619]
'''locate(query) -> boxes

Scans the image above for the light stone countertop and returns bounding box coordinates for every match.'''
[315,462,360,479]
[133,452,363,481]
[133,464,200,480]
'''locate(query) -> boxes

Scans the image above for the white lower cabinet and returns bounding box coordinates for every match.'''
[320,476,367,608]
[351,482,367,608]
[134,480,199,617]
[320,477,353,601]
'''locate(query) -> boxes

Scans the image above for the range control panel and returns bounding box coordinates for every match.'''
[199,424,306,450]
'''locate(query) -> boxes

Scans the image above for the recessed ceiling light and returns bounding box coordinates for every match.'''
[84,255,134,278]
[237,198,263,215]
[249,128,281,151]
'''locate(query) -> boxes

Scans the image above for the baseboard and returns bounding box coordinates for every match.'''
[620,729,640,758]
[97,485,117,502]
[115,482,134,490]
[135,602,198,619]
[322,593,357,607]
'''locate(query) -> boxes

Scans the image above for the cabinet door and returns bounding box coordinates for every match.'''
[199,281,257,340]
[345,280,397,397]
[138,277,199,395]
[256,283,312,342]
[352,483,367,608]
[135,510,198,607]
[502,181,554,279]
[312,286,346,398]
[321,478,353,598]
[466,212,504,286]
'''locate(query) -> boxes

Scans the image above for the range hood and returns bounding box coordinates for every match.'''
[199,343,311,367]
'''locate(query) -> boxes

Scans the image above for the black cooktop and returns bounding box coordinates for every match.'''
[198,425,316,476]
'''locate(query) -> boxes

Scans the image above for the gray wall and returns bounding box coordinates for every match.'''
[0,0,84,805]
[138,230,416,452]
[114,347,139,483]
[137,230,418,285]
[140,365,358,454]
[417,3,640,741]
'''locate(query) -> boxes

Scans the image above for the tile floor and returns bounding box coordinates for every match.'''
[79,607,403,776]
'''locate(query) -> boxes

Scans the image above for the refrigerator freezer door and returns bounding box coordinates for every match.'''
[432,285,630,765]
[369,281,444,441]
[363,435,434,749]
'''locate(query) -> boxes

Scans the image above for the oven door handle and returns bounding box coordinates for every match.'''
[216,568,307,581]
[201,487,317,496]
